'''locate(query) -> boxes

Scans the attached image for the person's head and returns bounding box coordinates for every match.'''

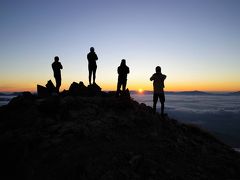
[155,66,161,73]
[54,56,59,62]
[120,59,126,66]
[90,47,95,52]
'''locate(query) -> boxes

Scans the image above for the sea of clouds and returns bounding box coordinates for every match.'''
[132,93,240,148]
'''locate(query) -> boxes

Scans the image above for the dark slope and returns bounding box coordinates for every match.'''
[0,93,240,180]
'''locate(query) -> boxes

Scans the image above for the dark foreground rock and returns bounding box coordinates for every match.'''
[0,93,240,180]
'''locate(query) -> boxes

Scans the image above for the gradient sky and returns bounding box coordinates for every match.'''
[0,0,240,92]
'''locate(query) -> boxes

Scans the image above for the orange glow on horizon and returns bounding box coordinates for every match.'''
[0,81,239,92]
[138,88,144,94]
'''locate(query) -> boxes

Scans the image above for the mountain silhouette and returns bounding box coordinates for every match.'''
[0,84,240,180]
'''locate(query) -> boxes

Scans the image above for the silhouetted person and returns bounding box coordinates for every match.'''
[52,56,63,93]
[116,59,130,96]
[150,66,166,116]
[87,47,98,85]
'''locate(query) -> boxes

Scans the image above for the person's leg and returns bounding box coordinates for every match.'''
[89,66,92,85]
[161,102,164,115]
[56,77,61,93]
[122,79,127,91]
[160,93,165,116]
[153,93,158,113]
[55,78,58,93]
[93,66,97,84]
[116,80,121,97]
[89,71,92,85]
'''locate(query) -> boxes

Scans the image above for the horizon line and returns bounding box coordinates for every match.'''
[0,90,239,94]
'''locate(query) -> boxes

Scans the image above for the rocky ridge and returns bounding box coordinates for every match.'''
[0,83,240,180]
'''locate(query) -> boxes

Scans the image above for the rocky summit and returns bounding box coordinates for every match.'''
[0,87,240,180]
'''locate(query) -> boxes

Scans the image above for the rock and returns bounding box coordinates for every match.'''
[1,90,240,180]
[68,82,102,96]
[129,155,142,166]
[37,84,49,97]
[37,80,57,97]
[22,91,33,98]
[8,92,34,108]
[45,80,56,94]
[117,88,130,99]
[87,83,101,96]
[37,96,60,114]
[69,81,88,96]
[69,82,80,95]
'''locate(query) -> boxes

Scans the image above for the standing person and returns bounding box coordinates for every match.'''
[52,56,63,93]
[87,47,98,85]
[116,59,130,96]
[150,66,167,115]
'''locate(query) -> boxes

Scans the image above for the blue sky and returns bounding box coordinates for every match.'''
[0,0,240,91]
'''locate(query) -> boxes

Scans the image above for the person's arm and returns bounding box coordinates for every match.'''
[127,67,130,74]
[60,62,63,69]
[150,74,155,81]
[95,53,98,61]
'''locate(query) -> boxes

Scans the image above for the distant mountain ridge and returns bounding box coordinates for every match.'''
[228,91,240,96]
[167,90,210,95]
[130,90,240,96]
[0,92,22,96]
[1,91,240,96]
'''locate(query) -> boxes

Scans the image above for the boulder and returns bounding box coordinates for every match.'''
[37,85,49,97]
[69,81,88,96]
[46,80,56,94]
[87,83,101,96]
[37,80,57,97]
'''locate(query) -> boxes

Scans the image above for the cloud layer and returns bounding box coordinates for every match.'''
[132,94,240,147]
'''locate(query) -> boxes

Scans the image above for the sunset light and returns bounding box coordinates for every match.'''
[1,1,240,178]
[0,0,240,92]
[138,89,144,94]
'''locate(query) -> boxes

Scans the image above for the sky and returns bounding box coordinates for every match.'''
[0,0,240,92]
